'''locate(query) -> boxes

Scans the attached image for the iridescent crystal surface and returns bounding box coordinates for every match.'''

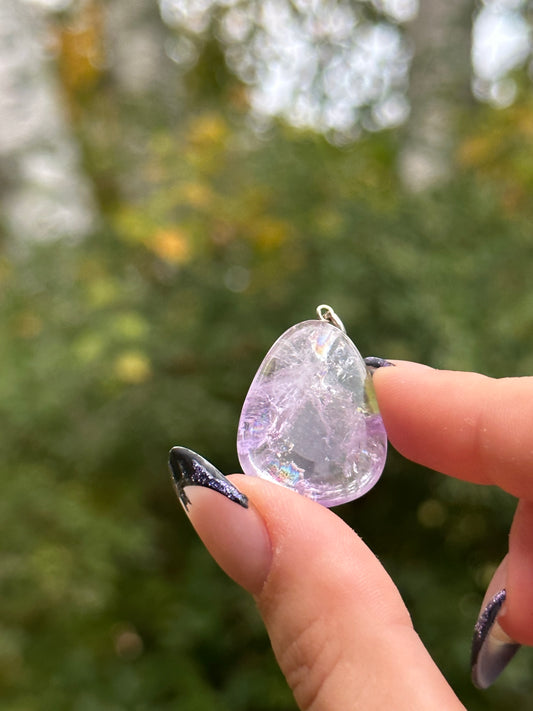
[237,320,387,506]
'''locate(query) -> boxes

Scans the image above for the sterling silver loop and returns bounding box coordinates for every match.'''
[316,304,346,334]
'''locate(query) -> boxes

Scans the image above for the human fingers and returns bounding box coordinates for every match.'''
[371,363,533,685]
[470,555,520,689]
[372,363,533,500]
[503,499,533,643]
[472,499,533,687]
[169,447,466,711]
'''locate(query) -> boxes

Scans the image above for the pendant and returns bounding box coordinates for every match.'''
[237,305,387,507]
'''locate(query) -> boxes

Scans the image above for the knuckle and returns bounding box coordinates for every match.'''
[275,613,342,711]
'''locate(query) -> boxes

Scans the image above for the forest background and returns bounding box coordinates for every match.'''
[1,0,533,709]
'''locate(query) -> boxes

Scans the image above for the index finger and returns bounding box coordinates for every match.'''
[373,363,533,500]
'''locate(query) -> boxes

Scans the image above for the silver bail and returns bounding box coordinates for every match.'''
[316,304,346,334]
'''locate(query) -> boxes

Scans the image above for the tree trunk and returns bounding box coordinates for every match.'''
[0,0,96,242]
[398,0,476,192]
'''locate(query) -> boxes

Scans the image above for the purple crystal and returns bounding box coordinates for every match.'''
[237,320,387,506]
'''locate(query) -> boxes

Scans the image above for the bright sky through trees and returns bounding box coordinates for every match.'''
[23,0,533,130]
[156,0,532,131]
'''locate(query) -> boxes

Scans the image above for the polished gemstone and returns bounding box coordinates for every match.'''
[237,320,387,506]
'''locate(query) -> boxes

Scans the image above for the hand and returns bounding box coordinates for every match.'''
[170,363,533,710]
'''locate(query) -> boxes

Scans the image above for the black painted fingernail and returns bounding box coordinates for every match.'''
[364,357,395,373]
[168,446,248,512]
[471,589,521,689]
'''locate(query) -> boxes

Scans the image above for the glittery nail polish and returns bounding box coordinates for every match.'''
[471,589,521,689]
[168,446,248,511]
[364,356,395,373]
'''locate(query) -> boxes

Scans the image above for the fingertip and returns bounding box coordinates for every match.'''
[371,360,448,469]
[371,360,435,419]
[504,500,533,645]
[184,479,273,595]
[371,365,493,485]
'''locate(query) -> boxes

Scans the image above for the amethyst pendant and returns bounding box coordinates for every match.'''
[237,308,387,506]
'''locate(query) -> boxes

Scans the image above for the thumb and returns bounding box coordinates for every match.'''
[170,448,465,711]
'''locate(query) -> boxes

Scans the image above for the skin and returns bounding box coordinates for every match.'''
[183,363,533,710]
[374,362,533,645]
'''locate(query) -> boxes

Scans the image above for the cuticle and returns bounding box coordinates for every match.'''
[246,498,275,599]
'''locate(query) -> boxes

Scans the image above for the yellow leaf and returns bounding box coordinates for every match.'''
[56,0,105,96]
[180,182,213,208]
[114,206,153,244]
[187,113,228,148]
[113,351,152,384]
[152,228,191,264]
[250,217,290,251]
[86,277,120,307]
[112,312,149,340]
[73,333,105,364]
[457,135,493,168]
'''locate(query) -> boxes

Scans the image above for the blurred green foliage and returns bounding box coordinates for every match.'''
[1,2,533,710]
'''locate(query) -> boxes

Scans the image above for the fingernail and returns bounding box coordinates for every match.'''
[169,446,248,511]
[471,589,521,689]
[364,357,395,374]
[168,447,272,594]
